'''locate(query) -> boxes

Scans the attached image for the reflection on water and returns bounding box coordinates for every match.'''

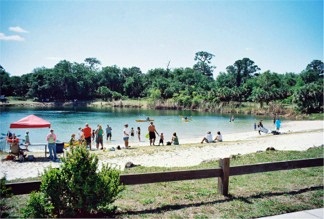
[0,107,275,152]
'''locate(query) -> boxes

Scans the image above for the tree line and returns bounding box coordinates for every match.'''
[0,52,323,113]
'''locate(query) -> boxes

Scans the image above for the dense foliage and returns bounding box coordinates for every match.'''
[0,54,323,113]
[0,177,12,218]
[21,146,124,218]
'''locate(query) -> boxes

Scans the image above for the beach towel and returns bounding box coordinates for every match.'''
[260,127,269,134]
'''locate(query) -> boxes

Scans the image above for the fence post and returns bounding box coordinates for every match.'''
[218,158,230,196]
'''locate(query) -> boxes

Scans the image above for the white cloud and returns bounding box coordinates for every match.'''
[0,33,25,41]
[9,26,29,33]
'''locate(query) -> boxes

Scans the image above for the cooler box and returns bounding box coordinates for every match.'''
[56,142,64,153]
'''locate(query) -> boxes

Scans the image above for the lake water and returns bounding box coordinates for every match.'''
[0,107,279,152]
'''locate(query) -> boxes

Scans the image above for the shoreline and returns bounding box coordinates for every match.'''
[1,120,323,181]
[0,99,307,119]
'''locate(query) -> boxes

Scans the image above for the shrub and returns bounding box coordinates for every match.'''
[23,146,124,218]
[21,192,54,218]
[0,176,12,218]
[293,82,323,113]
[0,177,11,199]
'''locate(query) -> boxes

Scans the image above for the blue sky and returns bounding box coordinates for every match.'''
[0,0,323,77]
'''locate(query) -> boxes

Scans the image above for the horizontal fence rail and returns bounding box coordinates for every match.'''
[5,157,323,196]
[120,168,223,185]
[230,157,324,176]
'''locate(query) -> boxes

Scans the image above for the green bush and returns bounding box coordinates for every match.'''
[21,191,54,218]
[0,177,11,199]
[22,146,124,218]
[0,177,12,218]
[293,82,323,113]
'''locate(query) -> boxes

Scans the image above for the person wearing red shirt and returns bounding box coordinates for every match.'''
[83,123,92,150]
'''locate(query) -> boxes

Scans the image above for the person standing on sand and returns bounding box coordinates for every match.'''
[106,125,112,141]
[25,131,30,150]
[158,133,164,145]
[77,127,83,143]
[94,125,99,147]
[83,123,92,150]
[123,124,130,148]
[275,118,281,131]
[131,127,134,137]
[148,122,159,146]
[46,129,57,161]
[96,125,104,150]
[92,130,95,141]
[137,127,141,142]
[257,120,264,135]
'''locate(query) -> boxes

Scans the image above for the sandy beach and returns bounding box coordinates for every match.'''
[1,120,323,181]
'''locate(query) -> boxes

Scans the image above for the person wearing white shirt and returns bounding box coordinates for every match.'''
[123,124,130,149]
[214,131,223,142]
[201,131,214,143]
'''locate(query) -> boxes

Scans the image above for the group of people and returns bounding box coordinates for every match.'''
[147,122,179,146]
[120,122,180,148]
[121,121,224,148]
[7,118,224,163]
[123,122,158,148]
[6,131,31,161]
[8,129,59,162]
[68,123,140,151]
[201,131,223,144]
[16,124,111,162]
[73,123,113,150]
[255,116,281,135]
[131,127,142,141]
[146,122,218,146]
[7,114,284,164]
[6,129,58,162]
[10,116,282,161]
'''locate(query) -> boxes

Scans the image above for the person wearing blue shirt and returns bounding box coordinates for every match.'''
[275,119,281,131]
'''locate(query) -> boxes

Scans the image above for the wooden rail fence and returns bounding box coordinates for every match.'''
[5,157,323,196]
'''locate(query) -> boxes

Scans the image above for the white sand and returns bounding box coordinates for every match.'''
[1,120,323,181]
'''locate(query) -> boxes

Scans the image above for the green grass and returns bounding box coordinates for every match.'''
[3,146,323,218]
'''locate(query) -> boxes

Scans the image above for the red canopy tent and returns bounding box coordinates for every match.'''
[10,115,51,129]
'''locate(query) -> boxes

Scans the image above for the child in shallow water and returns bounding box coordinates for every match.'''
[137,127,141,141]
[158,133,164,146]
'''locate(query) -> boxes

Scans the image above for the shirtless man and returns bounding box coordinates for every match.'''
[148,122,159,146]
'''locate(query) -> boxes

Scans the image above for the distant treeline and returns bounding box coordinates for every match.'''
[0,52,323,113]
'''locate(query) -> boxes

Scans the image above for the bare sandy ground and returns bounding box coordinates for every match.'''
[1,120,323,181]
